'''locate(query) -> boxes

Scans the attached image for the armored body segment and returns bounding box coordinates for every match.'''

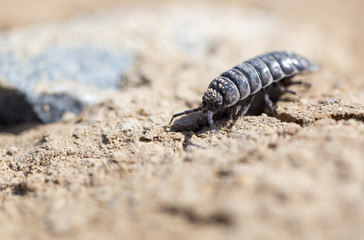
[221,69,251,99]
[270,51,298,76]
[288,52,313,73]
[208,77,240,107]
[245,58,273,87]
[233,63,262,94]
[257,54,284,81]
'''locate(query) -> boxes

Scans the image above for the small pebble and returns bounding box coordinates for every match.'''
[6,147,18,156]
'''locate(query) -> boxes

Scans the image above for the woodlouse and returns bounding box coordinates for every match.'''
[170,51,318,131]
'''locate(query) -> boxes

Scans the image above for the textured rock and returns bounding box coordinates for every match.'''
[0,20,135,124]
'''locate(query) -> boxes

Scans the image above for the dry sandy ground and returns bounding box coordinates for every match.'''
[1,1,364,240]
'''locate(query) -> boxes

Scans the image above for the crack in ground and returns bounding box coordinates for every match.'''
[276,110,364,126]
[330,112,364,122]
[275,112,313,126]
[161,205,233,227]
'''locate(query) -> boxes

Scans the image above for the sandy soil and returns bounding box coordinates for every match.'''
[1,1,364,240]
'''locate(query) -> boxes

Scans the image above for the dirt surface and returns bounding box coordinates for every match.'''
[1,1,364,240]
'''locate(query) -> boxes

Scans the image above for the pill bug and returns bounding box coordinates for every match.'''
[170,51,318,131]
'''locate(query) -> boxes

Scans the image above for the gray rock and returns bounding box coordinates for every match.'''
[0,19,136,124]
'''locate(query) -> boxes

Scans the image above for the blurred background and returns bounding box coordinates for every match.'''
[0,0,364,30]
[1,0,362,67]
[0,0,363,32]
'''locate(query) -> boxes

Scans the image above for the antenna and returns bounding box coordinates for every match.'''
[169,106,203,125]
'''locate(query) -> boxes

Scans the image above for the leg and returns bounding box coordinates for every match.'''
[228,103,241,121]
[262,88,274,114]
[233,95,255,120]
[276,84,301,97]
[207,110,219,133]
[287,79,312,87]
[280,77,312,88]
[230,95,255,126]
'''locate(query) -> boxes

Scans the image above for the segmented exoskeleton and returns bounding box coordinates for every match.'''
[170,51,318,131]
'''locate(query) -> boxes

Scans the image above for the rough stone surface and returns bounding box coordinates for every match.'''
[0,19,136,124]
[0,1,364,240]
